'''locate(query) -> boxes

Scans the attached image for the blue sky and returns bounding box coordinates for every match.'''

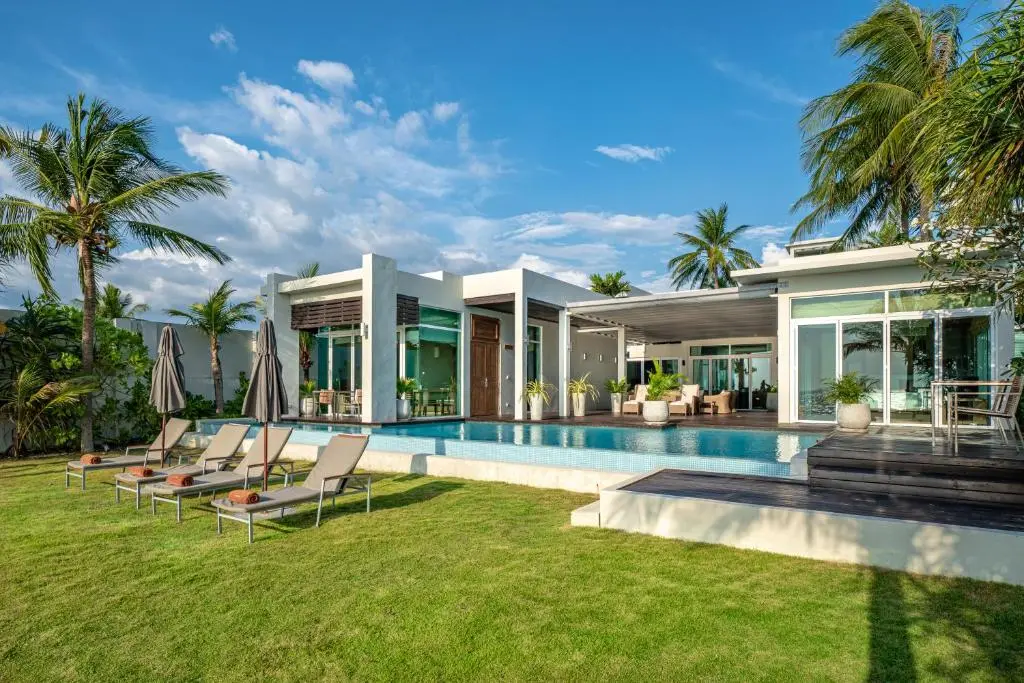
[0,0,994,310]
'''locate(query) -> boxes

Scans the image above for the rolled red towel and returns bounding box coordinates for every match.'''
[227,489,260,505]
[80,454,102,465]
[127,466,154,478]
[166,474,194,487]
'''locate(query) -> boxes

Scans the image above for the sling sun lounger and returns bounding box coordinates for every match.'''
[212,433,371,543]
[113,423,250,509]
[147,426,293,522]
[64,418,191,490]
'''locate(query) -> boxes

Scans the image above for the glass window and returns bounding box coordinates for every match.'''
[692,358,709,390]
[527,325,541,382]
[842,322,884,422]
[689,345,730,356]
[791,292,885,319]
[889,288,996,313]
[403,306,461,416]
[889,319,935,424]
[626,360,644,388]
[419,307,461,328]
[731,343,772,354]
[797,324,837,420]
[942,316,991,382]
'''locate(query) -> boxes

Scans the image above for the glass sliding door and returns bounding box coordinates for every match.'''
[942,315,992,425]
[841,321,884,422]
[710,358,730,394]
[731,358,751,410]
[797,324,837,421]
[889,319,935,424]
[749,355,772,409]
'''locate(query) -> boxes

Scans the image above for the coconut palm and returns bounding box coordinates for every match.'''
[791,1,964,248]
[668,203,759,289]
[861,217,912,249]
[296,262,320,382]
[0,94,229,451]
[588,271,631,297]
[0,364,95,457]
[75,283,149,319]
[167,281,256,414]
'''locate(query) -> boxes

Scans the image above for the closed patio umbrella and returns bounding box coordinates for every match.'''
[242,318,288,490]
[150,325,187,464]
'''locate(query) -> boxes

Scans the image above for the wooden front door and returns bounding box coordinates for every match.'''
[470,315,501,417]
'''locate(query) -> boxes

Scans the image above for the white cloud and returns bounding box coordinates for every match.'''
[432,101,460,122]
[711,59,808,106]
[743,224,791,239]
[394,111,425,146]
[353,100,376,115]
[209,27,237,52]
[760,242,791,267]
[508,254,591,288]
[297,60,356,91]
[594,144,673,163]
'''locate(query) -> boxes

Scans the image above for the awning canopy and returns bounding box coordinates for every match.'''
[567,284,779,344]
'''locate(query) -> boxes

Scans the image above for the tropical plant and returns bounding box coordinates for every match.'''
[94,283,149,319]
[791,0,964,248]
[822,372,878,405]
[0,295,75,376]
[167,280,256,414]
[222,372,251,418]
[668,203,758,289]
[588,271,631,297]
[296,262,320,381]
[396,377,418,399]
[604,378,629,395]
[300,379,317,397]
[644,360,683,401]
[523,379,554,405]
[0,94,230,451]
[0,365,95,457]
[567,373,598,401]
[861,217,913,248]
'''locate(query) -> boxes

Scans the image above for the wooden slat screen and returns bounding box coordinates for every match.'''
[291,298,362,330]
[397,295,420,326]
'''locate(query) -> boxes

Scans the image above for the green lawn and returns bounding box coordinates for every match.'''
[1,457,1023,682]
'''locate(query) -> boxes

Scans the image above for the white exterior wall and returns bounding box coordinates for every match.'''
[362,254,398,423]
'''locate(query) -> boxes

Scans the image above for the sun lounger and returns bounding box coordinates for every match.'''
[64,418,190,490]
[113,423,250,509]
[212,433,370,543]
[147,426,293,522]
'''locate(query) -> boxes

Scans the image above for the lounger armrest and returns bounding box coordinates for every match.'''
[124,445,153,456]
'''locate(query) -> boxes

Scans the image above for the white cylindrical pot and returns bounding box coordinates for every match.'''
[301,397,315,417]
[766,393,778,411]
[642,400,669,425]
[396,398,411,420]
[572,394,586,417]
[610,393,623,416]
[837,403,871,433]
[529,395,545,421]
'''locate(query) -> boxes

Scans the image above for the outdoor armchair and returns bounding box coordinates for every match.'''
[623,385,646,415]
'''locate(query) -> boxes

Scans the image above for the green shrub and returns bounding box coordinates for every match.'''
[822,372,877,405]
[645,360,683,401]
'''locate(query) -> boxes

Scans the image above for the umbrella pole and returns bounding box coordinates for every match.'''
[263,422,269,490]
[160,414,166,466]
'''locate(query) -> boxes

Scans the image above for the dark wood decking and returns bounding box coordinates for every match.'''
[470,410,828,433]
[622,469,1024,533]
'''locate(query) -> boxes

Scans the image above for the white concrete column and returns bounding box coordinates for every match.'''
[264,273,299,415]
[558,309,571,417]
[616,326,626,382]
[459,311,470,417]
[513,294,528,420]
[361,254,398,423]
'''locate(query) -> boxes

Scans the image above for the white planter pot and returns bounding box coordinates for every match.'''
[529,395,545,421]
[837,402,871,433]
[396,398,411,420]
[572,394,587,417]
[610,393,623,416]
[642,400,670,425]
[300,396,315,417]
[766,392,778,411]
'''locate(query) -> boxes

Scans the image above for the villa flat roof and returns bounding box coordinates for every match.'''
[732,242,929,285]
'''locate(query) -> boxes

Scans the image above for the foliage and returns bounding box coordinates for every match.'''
[644,360,683,401]
[567,373,598,401]
[296,262,320,381]
[222,372,251,418]
[588,271,631,297]
[300,379,317,397]
[1009,356,1024,378]
[96,283,149,319]
[0,94,230,451]
[0,365,95,457]
[179,392,218,422]
[822,372,878,405]
[523,379,554,405]
[0,295,75,375]
[167,280,256,414]
[396,377,419,399]
[604,378,630,395]
[668,204,758,289]
[861,219,912,248]
[791,0,964,248]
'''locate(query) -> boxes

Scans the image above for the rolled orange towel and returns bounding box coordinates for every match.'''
[227,489,260,505]
[80,454,102,465]
[127,466,154,478]
[166,474,194,487]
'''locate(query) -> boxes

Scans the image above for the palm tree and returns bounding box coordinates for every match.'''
[861,217,912,249]
[791,1,964,248]
[167,281,256,414]
[588,271,631,297]
[0,94,229,451]
[73,283,149,319]
[668,204,759,289]
[0,364,95,457]
[296,262,320,382]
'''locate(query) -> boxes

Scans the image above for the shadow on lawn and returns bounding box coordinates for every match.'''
[867,568,916,683]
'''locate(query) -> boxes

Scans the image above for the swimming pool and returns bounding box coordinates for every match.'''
[197,418,822,478]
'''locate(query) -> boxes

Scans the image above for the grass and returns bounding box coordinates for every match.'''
[1,457,1023,682]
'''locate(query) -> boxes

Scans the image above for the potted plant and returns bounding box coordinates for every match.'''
[299,380,317,417]
[823,372,877,433]
[523,379,554,421]
[765,382,779,411]
[605,378,629,416]
[396,377,418,420]
[568,373,599,417]
[642,360,682,425]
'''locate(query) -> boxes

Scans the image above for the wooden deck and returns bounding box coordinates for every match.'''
[470,410,828,433]
[621,469,1024,532]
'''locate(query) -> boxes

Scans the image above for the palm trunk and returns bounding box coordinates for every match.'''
[79,242,96,453]
[211,335,224,414]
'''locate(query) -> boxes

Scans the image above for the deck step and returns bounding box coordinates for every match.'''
[809,476,1024,506]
